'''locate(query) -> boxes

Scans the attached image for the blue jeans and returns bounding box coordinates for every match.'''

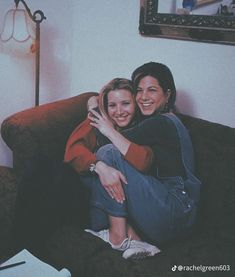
[81,114,201,245]
[81,144,198,244]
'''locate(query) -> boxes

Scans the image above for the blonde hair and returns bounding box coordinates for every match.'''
[98,78,135,119]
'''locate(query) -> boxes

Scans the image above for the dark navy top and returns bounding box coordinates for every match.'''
[122,114,187,179]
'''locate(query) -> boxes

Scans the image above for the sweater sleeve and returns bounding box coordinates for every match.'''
[64,118,97,174]
[121,116,166,172]
[124,143,154,172]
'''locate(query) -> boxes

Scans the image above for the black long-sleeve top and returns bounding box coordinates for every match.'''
[122,114,187,179]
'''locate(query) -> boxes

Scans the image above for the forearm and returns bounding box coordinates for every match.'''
[100,128,154,172]
[64,145,97,174]
[124,143,154,172]
[88,109,131,155]
[104,128,131,156]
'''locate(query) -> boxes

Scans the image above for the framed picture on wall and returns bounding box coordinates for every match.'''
[139,0,235,45]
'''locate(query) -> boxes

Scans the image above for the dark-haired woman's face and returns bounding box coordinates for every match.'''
[136,76,169,116]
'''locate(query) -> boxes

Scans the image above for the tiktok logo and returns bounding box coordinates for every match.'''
[172,265,177,271]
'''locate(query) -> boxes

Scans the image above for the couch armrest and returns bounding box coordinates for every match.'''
[1,92,98,174]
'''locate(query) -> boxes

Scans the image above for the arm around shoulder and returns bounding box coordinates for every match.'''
[124,143,154,172]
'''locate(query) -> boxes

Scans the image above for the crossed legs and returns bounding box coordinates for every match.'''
[82,144,161,258]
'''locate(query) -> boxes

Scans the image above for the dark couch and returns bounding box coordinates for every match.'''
[0,92,234,277]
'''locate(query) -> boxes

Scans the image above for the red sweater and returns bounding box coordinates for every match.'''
[64,118,154,174]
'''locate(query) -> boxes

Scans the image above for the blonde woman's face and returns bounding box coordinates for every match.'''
[107,89,135,128]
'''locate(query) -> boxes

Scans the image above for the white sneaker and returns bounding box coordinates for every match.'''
[122,240,161,260]
[85,229,130,251]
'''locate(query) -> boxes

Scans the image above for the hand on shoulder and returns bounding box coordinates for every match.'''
[87,96,99,112]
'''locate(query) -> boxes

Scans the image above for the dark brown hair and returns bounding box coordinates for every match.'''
[131,62,176,112]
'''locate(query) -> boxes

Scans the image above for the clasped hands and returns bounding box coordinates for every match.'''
[95,161,127,204]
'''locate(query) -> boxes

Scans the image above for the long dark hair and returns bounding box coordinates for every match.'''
[131,62,176,112]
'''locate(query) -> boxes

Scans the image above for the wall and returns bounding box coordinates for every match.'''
[70,0,235,126]
[0,0,73,166]
[0,0,235,167]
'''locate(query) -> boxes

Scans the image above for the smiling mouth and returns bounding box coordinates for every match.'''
[116,116,128,121]
[139,102,153,108]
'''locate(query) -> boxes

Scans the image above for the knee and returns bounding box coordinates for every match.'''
[96,144,120,161]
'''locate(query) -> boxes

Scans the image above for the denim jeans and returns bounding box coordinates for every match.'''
[81,114,201,245]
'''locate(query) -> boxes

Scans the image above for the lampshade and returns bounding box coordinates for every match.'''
[1,8,35,42]
[0,8,35,56]
[0,0,46,106]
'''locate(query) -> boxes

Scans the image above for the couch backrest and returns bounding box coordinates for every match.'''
[178,114,235,230]
[1,92,98,175]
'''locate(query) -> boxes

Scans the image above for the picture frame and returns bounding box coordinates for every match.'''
[196,0,219,7]
[139,0,235,45]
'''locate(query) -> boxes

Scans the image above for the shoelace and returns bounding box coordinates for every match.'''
[124,237,131,249]
[110,236,131,250]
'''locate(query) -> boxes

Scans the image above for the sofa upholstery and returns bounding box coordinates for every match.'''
[0,92,234,277]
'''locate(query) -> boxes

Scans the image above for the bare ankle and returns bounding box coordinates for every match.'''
[109,231,127,245]
[127,225,141,241]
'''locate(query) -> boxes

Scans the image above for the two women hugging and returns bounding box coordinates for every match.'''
[64,62,201,260]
